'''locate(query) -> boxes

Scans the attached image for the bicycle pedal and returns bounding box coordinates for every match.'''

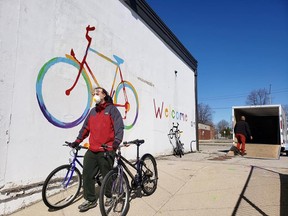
[135,187,142,197]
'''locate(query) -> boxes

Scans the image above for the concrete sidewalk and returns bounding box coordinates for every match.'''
[9,145,288,216]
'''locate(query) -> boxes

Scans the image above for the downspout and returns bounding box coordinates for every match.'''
[194,68,199,151]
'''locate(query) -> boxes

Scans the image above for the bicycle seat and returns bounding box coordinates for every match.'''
[123,139,144,145]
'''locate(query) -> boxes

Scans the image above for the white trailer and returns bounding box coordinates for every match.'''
[232,105,288,154]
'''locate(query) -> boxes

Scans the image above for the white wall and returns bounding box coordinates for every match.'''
[0,0,197,213]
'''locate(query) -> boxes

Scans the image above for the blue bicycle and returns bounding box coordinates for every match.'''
[42,142,102,209]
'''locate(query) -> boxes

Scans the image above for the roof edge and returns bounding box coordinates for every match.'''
[122,0,198,72]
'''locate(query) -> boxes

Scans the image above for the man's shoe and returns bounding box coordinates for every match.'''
[78,200,88,209]
[241,152,247,156]
[78,200,97,212]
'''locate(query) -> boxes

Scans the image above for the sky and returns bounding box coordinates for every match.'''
[146,0,288,125]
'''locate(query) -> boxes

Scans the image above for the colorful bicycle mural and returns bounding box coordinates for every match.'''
[36,25,139,129]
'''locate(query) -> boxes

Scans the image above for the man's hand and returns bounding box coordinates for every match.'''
[112,141,119,150]
[69,141,80,148]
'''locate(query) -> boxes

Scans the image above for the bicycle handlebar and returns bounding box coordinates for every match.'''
[64,139,145,151]
[64,141,88,150]
[168,130,183,135]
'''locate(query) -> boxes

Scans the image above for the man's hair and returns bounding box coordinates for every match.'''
[95,87,113,104]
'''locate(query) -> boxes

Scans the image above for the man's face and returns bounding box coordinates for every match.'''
[93,88,106,103]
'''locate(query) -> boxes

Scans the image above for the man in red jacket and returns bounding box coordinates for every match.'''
[70,87,124,212]
[234,115,253,156]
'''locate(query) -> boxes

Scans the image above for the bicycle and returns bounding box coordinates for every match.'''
[99,139,158,216]
[168,122,184,157]
[36,25,139,130]
[42,142,102,209]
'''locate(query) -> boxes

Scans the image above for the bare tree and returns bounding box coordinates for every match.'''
[198,103,213,124]
[283,105,288,122]
[283,105,288,115]
[217,120,229,132]
[246,88,270,105]
[217,119,232,138]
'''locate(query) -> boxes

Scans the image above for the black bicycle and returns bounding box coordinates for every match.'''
[42,142,102,209]
[168,122,184,157]
[99,139,158,216]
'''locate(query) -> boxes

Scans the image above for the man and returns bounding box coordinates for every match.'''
[70,87,124,212]
[234,115,253,156]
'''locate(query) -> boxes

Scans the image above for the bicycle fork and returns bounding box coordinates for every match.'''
[115,166,125,194]
[62,156,79,189]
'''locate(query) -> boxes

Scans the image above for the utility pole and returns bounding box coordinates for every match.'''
[269,84,272,104]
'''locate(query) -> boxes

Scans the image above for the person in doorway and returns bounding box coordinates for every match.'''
[234,115,253,156]
[69,87,124,212]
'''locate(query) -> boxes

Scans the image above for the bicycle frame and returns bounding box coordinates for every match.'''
[119,156,141,185]
[64,25,130,118]
[63,147,85,188]
[70,148,84,168]
[115,145,143,189]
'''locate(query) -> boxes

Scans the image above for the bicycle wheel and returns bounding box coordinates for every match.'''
[168,129,174,139]
[42,164,82,209]
[175,140,184,158]
[36,56,92,128]
[99,169,130,216]
[114,80,139,130]
[140,154,158,195]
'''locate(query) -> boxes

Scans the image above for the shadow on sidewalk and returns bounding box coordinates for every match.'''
[232,166,288,216]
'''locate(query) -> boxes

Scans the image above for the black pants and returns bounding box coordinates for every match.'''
[82,150,115,201]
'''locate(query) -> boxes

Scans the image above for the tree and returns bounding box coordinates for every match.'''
[246,88,270,105]
[283,105,288,122]
[217,120,232,138]
[198,103,213,124]
[283,105,288,116]
[217,120,229,132]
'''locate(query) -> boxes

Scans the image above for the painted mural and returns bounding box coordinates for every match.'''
[36,25,139,129]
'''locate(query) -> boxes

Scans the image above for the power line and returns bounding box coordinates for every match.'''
[211,107,231,110]
[199,88,288,102]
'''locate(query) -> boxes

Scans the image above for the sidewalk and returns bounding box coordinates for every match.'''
[10,145,288,216]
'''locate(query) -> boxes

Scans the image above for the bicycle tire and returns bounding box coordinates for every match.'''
[42,164,82,209]
[140,154,158,195]
[174,140,184,158]
[114,80,139,130]
[168,129,174,139]
[99,169,130,216]
[36,56,92,128]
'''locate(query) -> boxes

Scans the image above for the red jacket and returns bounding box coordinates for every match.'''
[75,103,124,152]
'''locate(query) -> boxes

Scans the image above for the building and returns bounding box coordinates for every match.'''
[198,123,215,140]
[0,0,198,214]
